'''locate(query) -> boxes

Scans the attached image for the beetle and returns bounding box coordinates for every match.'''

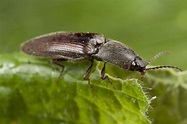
[21,32,182,84]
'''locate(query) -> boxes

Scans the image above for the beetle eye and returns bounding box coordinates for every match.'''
[132,61,136,66]
[131,60,140,67]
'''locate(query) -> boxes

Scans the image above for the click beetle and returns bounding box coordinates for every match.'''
[22,32,182,83]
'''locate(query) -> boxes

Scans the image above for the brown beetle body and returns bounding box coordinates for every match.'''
[22,32,182,82]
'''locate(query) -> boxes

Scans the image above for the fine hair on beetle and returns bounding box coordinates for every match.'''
[21,32,182,85]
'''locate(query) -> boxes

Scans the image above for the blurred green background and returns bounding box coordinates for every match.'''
[1,0,187,70]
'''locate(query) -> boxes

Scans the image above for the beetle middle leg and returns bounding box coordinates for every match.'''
[100,62,107,80]
[100,62,115,89]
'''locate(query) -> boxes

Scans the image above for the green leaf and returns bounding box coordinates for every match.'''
[144,69,187,124]
[0,52,150,124]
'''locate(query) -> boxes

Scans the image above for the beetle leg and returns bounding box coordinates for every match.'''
[83,60,94,85]
[100,62,115,89]
[100,62,107,80]
[52,59,65,80]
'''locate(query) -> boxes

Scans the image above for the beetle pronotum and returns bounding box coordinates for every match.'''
[22,32,182,84]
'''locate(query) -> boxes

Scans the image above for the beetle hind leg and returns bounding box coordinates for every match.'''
[83,60,94,86]
[52,59,65,80]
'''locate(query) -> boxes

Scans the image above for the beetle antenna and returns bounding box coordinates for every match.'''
[146,65,183,71]
[148,52,170,64]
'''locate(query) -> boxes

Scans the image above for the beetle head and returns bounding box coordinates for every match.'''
[128,56,148,74]
[129,52,183,75]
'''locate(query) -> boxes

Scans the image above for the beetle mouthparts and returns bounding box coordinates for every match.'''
[140,70,146,75]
